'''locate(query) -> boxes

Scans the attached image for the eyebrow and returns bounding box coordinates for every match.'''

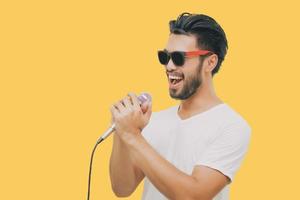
[163,49,184,52]
[163,48,179,52]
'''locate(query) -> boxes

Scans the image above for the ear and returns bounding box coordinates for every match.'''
[203,54,218,73]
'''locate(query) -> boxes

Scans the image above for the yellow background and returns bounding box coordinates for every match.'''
[1,0,300,199]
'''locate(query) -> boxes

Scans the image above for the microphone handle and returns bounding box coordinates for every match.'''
[97,123,115,143]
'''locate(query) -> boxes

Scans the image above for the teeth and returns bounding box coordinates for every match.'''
[169,75,183,80]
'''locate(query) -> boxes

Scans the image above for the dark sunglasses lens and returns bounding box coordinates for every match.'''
[158,51,169,65]
[171,52,184,66]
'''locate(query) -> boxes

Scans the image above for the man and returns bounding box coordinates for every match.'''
[109,12,251,200]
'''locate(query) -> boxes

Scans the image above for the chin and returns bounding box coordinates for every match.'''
[169,91,185,100]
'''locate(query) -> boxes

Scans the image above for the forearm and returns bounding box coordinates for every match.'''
[126,134,204,200]
[109,133,143,196]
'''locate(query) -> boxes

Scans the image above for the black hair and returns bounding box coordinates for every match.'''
[169,12,228,76]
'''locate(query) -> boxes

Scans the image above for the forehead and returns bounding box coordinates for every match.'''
[165,33,199,52]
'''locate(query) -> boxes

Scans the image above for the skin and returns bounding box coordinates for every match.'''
[109,33,230,200]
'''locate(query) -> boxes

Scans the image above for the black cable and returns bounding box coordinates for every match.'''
[87,138,104,200]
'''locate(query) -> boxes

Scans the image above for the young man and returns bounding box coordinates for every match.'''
[109,12,251,200]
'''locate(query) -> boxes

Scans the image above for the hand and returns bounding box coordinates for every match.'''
[110,92,152,141]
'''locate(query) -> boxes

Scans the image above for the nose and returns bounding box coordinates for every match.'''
[165,58,177,71]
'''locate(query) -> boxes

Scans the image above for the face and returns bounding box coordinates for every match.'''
[163,34,204,100]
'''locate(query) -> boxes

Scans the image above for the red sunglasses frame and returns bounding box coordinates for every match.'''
[181,49,213,57]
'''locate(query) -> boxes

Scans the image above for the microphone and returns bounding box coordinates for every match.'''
[96,93,152,143]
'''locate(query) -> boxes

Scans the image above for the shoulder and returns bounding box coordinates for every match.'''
[201,103,252,145]
[217,103,252,143]
[217,103,251,128]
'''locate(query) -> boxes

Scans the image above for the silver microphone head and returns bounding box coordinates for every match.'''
[138,92,152,104]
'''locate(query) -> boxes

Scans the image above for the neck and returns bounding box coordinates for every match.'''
[178,77,223,117]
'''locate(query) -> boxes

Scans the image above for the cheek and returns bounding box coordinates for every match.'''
[184,57,201,67]
[183,59,202,74]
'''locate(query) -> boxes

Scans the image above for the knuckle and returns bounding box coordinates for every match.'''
[123,98,129,103]
[129,92,135,98]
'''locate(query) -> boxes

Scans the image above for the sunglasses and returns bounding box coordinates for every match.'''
[157,49,213,67]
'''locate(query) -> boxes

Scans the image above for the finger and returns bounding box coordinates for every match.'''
[140,101,148,113]
[126,94,134,105]
[114,101,126,112]
[110,105,120,117]
[128,92,140,110]
[123,96,133,109]
[144,102,152,119]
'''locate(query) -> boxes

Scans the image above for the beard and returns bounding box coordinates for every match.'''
[169,61,203,100]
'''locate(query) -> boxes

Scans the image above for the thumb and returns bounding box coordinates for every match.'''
[144,101,152,119]
[140,101,149,113]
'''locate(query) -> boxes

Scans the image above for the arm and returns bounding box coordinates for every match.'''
[125,133,229,200]
[109,92,152,197]
[109,132,145,197]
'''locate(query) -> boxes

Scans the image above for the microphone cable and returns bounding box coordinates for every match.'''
[87,138,104,200]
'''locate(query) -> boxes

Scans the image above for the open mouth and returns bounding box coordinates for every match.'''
[168,74,184,87]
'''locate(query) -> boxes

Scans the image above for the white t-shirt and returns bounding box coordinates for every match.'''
[141,103,251,200]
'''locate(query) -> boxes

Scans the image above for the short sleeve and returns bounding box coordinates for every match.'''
[196,121,251,183]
